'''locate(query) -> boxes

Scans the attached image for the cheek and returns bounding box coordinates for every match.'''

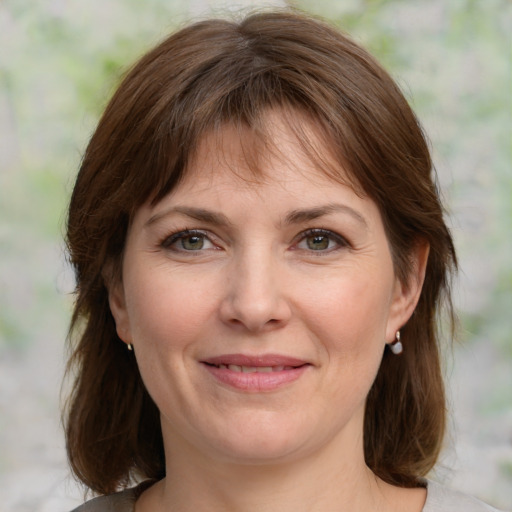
[307,273,393,402]
[122,266,219,411]
[300,267,394,347]
[123,265,218,349]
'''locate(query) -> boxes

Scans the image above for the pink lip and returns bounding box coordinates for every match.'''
[200,353,311,392]
[202,353,308,367]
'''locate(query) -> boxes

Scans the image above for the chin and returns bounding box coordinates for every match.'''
[213,437,307,465]
[198,414,333,466]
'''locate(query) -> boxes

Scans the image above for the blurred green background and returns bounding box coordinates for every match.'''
[0,0,510,509]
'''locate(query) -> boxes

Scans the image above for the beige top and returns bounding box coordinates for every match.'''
[71,479,503,512]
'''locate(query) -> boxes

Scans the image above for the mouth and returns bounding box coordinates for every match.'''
[204,363,300,373]
[200,354,311,391]
[201,353,310,369]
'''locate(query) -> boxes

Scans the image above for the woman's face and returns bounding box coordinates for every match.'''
[109,114,424,467]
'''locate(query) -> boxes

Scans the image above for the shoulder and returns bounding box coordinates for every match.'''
[69,489,136,512]
[423,479,504,512]
[69,481,154,512]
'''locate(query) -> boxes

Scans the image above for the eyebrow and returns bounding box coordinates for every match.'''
[145,206,233,228]
[284,203,368,228]
[145,203,367,229]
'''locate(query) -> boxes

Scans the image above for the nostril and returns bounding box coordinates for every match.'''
[219,284,292,332]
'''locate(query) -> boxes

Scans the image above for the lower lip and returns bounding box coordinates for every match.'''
[202,364,310,392]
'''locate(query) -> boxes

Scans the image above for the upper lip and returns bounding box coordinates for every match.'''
[201,354,310,367]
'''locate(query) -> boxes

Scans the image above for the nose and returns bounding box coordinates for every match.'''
[219,249,292,333]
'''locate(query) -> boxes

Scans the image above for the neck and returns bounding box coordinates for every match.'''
[171,458,381,512]
[138,420,396,512]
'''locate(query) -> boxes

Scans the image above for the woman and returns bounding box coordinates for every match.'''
[64,10,500,512]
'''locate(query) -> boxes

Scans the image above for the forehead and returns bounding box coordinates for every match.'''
[128,109,387,250]
[131,113,377,232]
[182,109,359,194]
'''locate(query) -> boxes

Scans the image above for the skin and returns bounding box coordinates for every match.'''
[109,113,429,512]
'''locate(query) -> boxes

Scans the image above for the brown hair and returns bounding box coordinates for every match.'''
[64,10,457,495]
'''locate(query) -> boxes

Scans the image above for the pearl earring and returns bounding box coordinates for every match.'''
[389,330,403,355]
[127,343,133,351]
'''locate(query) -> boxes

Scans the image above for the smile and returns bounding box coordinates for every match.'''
[201,354,311,392]
[210,364,297,373]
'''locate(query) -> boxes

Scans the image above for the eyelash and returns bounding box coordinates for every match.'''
[293,228,349,254]
[160,228,349,254]
[161,229,216,252]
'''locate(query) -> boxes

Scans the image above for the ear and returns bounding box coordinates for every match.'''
[103,264,133,345]
[385,240,430,343]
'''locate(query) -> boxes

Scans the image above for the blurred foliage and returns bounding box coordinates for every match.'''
[1,0,183,229]
[292,0,512,352]
[1,0,184,349]
[500,459,512,479]
[0,0,510,351]
[0,0,510,354]
[0,0,510,506]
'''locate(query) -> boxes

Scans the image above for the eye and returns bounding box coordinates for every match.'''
[162,230,216,252]
[295,229,348,252]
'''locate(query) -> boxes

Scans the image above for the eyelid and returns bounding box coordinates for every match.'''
[159,227,349,253]
[161,229,218,251]
[292,228,350,252]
